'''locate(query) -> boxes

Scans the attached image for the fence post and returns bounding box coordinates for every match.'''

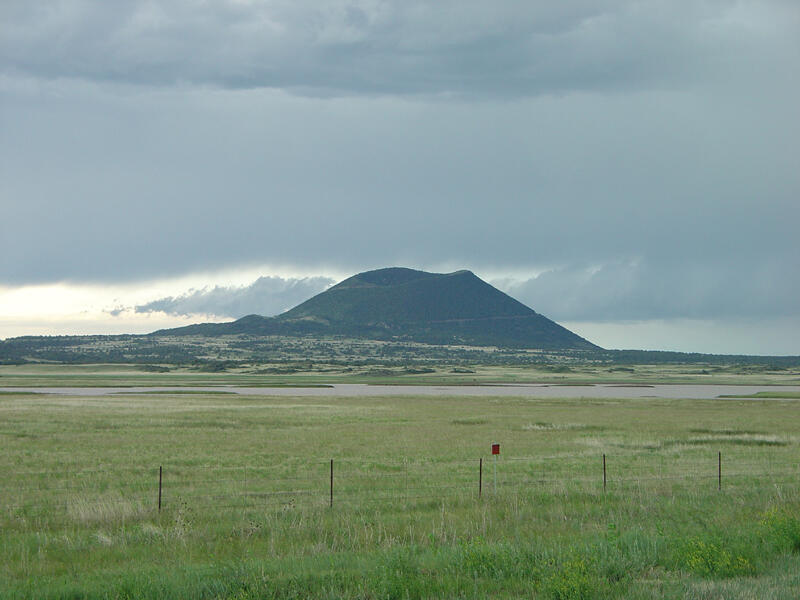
[158,465,162,512]
[330,459,334,508]
[494,454,497,494]
[718,451,721,491]
[479,458,482,498]
[603,454,607,492]
[404,458,408,504]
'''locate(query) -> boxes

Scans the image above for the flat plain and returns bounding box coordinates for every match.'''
[2,364,800,599]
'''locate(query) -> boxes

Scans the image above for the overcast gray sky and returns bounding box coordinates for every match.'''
[1,1,798,354]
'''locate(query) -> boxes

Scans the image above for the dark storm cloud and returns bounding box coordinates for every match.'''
[1,1,793,96]
[131,275,333,318]
[2,84,797,291]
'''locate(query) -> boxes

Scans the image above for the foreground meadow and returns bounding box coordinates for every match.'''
[1,381,799,598]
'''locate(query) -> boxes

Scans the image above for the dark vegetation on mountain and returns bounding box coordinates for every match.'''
[157,267,598,350]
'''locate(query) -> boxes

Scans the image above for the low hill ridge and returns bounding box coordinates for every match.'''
[156,267,598,350]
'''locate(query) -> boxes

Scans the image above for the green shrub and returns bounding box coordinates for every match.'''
[678,538,755,578]
[761,508,800,553]
[542,558,597,600]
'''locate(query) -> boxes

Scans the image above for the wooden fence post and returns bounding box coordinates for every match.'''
[479,458,482,498]
[603,454,607,492]
[158,465,162,512]
[330,459,334,508]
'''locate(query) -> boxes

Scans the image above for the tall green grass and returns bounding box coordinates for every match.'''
[1,386,799,598]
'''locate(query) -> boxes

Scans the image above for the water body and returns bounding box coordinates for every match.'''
[2,384,799,399]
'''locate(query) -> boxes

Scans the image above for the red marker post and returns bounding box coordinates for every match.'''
[491,443,500,493]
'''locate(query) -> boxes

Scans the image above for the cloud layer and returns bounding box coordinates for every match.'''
[126,258,800,324]
[133,275,333,319]
[493,257,800,322]
[5,1,794,96]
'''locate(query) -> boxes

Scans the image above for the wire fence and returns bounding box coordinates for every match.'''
[3,452,799,518]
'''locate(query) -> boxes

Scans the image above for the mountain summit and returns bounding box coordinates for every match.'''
[158,267,598,350]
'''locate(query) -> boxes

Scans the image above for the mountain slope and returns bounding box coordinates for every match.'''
[282,268,532,324]
[156,267,599,350]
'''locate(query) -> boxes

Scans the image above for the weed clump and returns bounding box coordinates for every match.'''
[677,538,755,578]
[542,558,601,600]
[761,508,800,553]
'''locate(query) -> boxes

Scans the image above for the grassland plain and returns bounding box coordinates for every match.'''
[1,368,800,598]
[1,361,799,387]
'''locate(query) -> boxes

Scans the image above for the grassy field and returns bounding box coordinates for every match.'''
[1,369,800,598]
[2,361,800,387]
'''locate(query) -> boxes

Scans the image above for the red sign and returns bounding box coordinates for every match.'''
[491,443,500,455]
